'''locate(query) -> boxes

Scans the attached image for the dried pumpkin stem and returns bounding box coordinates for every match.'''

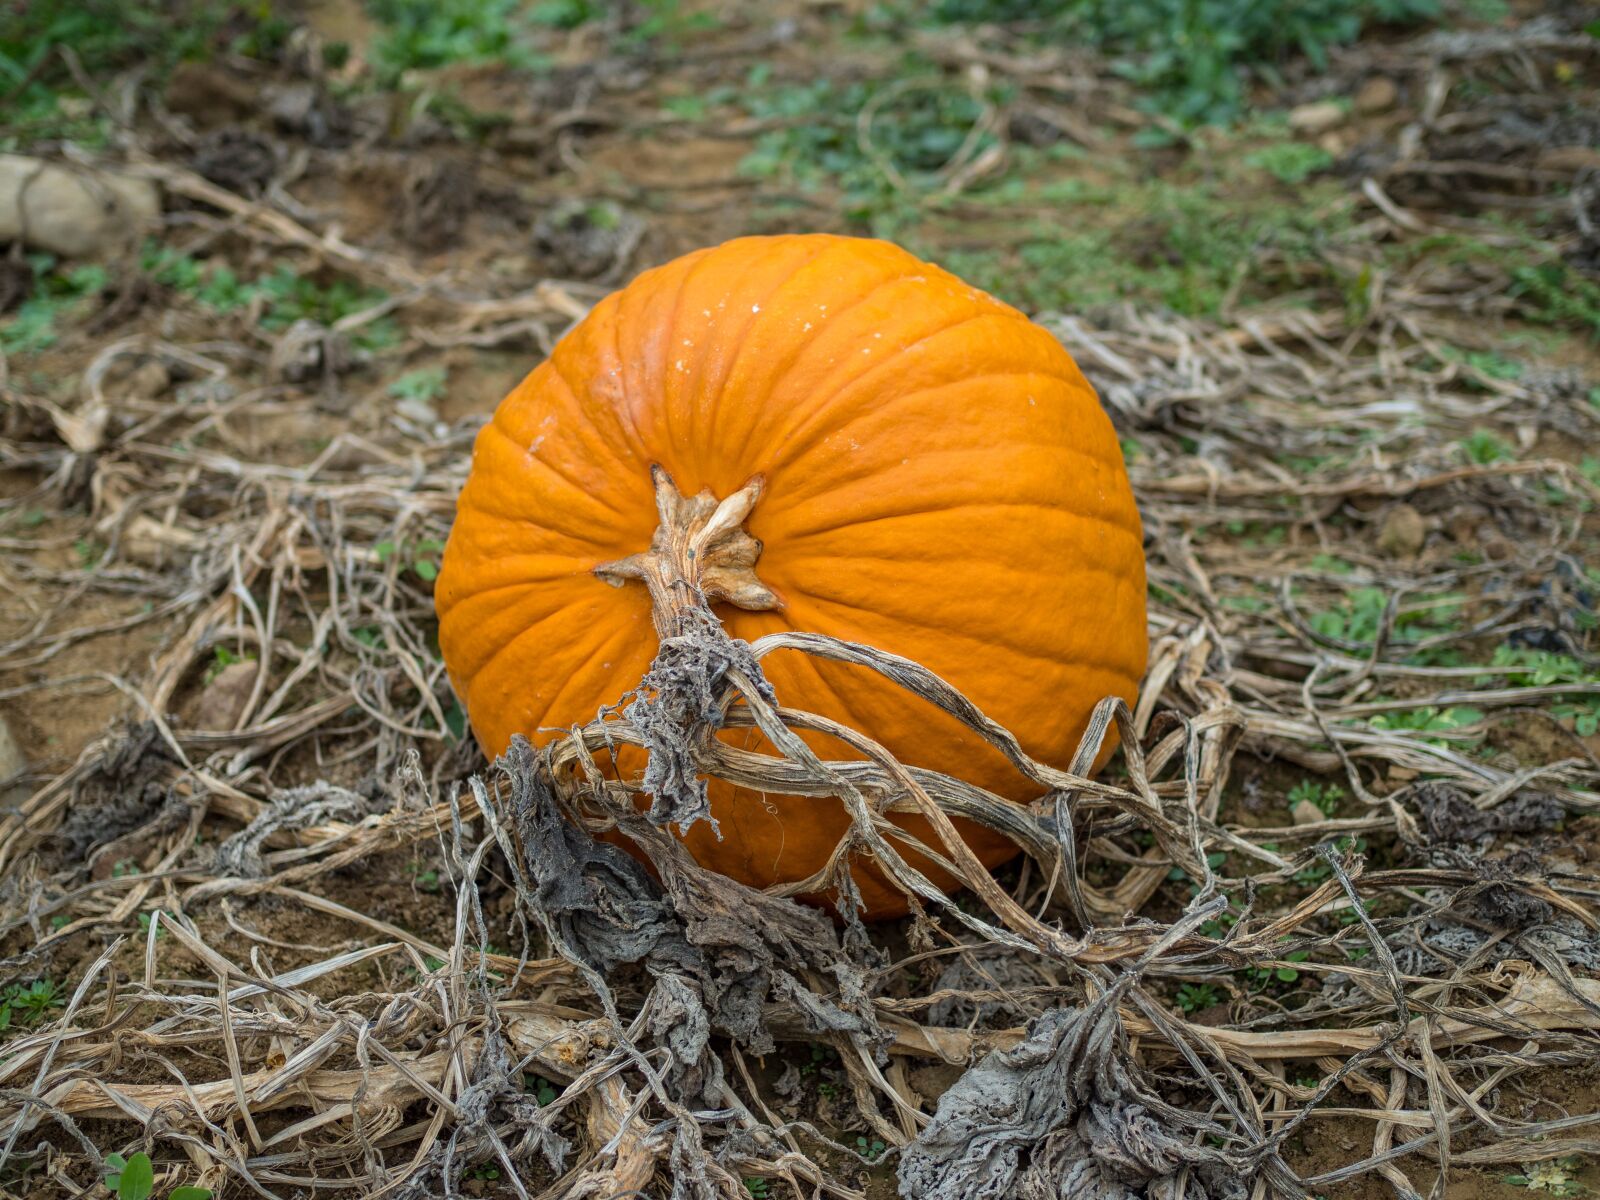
[594,465,780,638]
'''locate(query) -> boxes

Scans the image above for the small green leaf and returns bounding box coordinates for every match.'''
[374,540,398,562]
[103,1152,127,1191]
[171,1188,214,1200]
[412,559,439,582]
[117,1152,153,1200]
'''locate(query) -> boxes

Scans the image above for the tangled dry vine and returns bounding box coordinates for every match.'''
[2,9,1600,1200]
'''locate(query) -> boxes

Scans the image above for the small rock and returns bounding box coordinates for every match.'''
[0,712,27,784]
[1377,503,1426,558]
[128,360,171,400]
[1446,504,1488,543]
[192,660,258,731]
[265,82,318,130]
[1317,130,1353,157]
[1189,1002,1231,1028]
[1354,76,1399,116]
[1288,100,1347,136]
[0,155,161,258]
[1291,799,1328,827]
[1481,529,1515,561]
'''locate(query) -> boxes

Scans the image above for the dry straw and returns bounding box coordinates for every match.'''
[2,16,1599,1199]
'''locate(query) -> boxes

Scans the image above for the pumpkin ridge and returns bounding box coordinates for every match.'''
[469,418,636,536]
[433,558,604,613]
[695,236,850,476]
[598,291,655,476]
[756,320,1076,484]
[775,491,1145,545]
[529,619,644,736]
[543,291,653,472]
[543,356,648,477]
[444,577,614,681]
[767,442,1132,529]
[650,234,713,481]
[711,258,930,458]
[760,368,1098,487]
[779,582,1146,677]
[531,348,649,482]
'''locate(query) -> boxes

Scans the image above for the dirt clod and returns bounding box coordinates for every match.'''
[0,155,161,257]
[1289,100,1346,135]
[1354,76,1399,115]
[189,661,257,730]
[1377,502,1427,557]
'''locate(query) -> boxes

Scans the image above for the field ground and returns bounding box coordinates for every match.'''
[2,1,1600,1198]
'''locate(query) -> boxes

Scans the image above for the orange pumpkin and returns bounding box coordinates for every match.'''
[435,234,1147,918]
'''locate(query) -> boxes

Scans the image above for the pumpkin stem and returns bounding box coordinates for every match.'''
[595,465,780,637]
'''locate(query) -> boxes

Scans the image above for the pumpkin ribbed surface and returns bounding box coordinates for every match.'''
[435,233,1147,917]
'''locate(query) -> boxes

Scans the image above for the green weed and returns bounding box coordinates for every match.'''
[141,245,262,314]
[1245,945,1310,988]
[203,645,255,684]
[1,257,107,356]
[1287,779,1342,818]
[1489,647,1598,688]
[1291,836,1364,886]
[1488,647,1600,736]
[1445,347,1523,382]
[366,0,543,76]
[388,367,449,405]
[255,268,397,348]
[1459,429,1515,464]
[375,537,446,582]
[1502,1157,1586,1195]
[1175,982,1221,1012]
[1512,261,1600,340]
[141,245,395,343]
[410,860,441,893]
[799,1042,836,1076]
[908,0,1439,126]
[103,1150,213,1200]
[0,979,63,1030]
[525,1073,560,1105]
[74,538,108,569]
[1246,142,1334,184]
[933,177,1345,316]
[1367,705,1483,745]
[1,2,284,149]
[366,0,716,77]
[738,72,1005,225]
[1306,585,1464,649]
[623,0,722,46]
